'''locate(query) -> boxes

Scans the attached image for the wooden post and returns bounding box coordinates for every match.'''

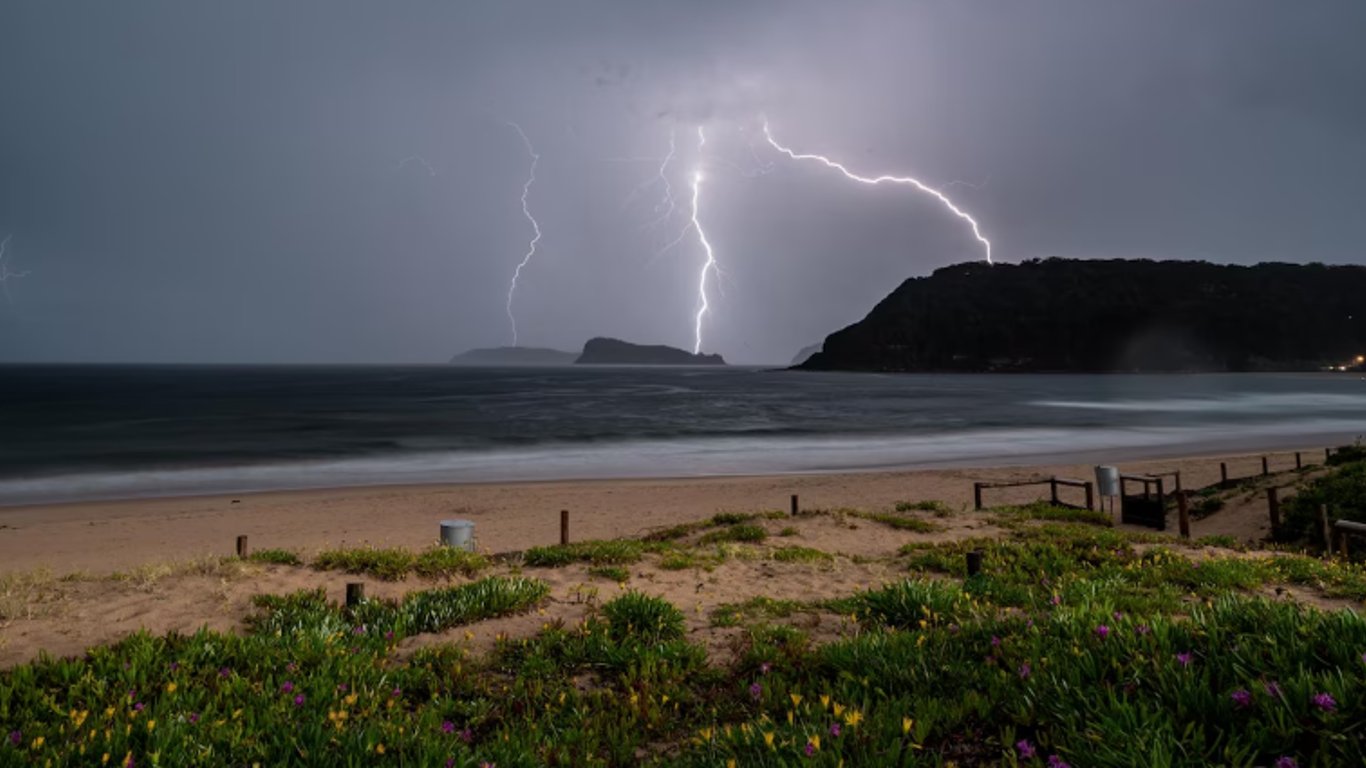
[790,494,799,517]
[1220,462,1229,487]
[1177,493,1191,540]
[1156,478,1166,530]
[235,535,249,558]
[1084,481,1095,512]
[1049,478,1059,505]
[1295,452,1303,470]
[1266,488,1280,538]
[1261,456,1269,476]
[1318,504,1332,554]
[973,483,984,511]
[1174,471,1182,493]
[560,509,570,546]
[965,550,983,577]
[345,582,364,608]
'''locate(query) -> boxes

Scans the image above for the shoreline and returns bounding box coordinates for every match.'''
[0,443,1335,577]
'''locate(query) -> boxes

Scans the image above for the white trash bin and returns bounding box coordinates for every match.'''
[1095,466,1121,498]
[440,520,475,551]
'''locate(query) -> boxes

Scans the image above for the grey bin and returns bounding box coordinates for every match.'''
[440,520,476,551]
[1094,466,1121,498]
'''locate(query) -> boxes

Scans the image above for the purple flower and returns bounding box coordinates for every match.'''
[1050,595,1062,606]
[8,730,20,746]
[1311,692,1337,712]
[759,662,772,674]
[280,681,295,694]
[1231,689,1252,709]
[749,682,762,700]
[353,625,366,635]
[285,662,297,672]
[391,687,402,698]
[459,728,473,743]
[446,761,455,768]
[337,683,348,693]
[442,721,455,734]
[804,742,815,757]
[1095,624,1110,639]
[1265,681,1283,698]
[1017,739,1037,759]
[385,630,395,640]
[133,702,145,712]
[830,722,841,737]
[293,694,305,707]
[1026,619,1035,629]
[990,635,1002,647]
[1018,662,1032,680]
[1135,624,1151,635]
[1112,611,1125,621]
[168,662,180,672]
[218,667,231,678]
[187,713,200,725]
[125,757,135,768]
[1175,652,1193,667]
[1048,756,1070,768]
[1275,758,1298,768]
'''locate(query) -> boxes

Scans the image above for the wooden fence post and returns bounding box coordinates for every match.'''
[1318,504,1332,554]
[1261,456,1270,476]
[973,483,984,511]
[965,550,983,577]
[1084,481,1095,512]
[1266,488,1280,538]
[1049,478,1059,505]
[560,509,570,546]
[790,494,799,517]
[1220,462,1229,487]
[345,582,365,608]
[1177,493,1191,540]
[1174,471,1182,493]
[236,535,249,558]
[1295,452,1303,470]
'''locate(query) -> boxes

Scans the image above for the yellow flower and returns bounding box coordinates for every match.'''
[809,734,821,751]
[146,719,156,733]
[376,743,386,754]
[344,693,358,706]
[842,709,863,727]
[820,694,830,709]
[727,761,736,768]
[165,682,177,694]
[105,707,115,718]
[789,693,802,708]
[902,717,914,735]
[629,692,639,705]
[833,703,846,718]
[661,694,669,704]
[102,754,109,765]
[32,736,45,748]
[698,727,713,741]
[763,731,775,749]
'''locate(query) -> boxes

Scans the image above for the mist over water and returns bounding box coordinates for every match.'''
[2,365,1364,505]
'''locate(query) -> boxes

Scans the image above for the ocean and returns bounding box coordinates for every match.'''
[1,365,1364,505]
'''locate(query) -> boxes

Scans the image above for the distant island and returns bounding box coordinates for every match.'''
[799,258,1366,373]
[448,346,578,366]
[575,337,726,366]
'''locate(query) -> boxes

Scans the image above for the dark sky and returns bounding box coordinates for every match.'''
[1,1,1363,364]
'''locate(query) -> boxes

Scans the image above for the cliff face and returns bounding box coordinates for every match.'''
[575,337,726,366]
[790,343,823,366]
[449,347,577,366]
[799,259,1366,373]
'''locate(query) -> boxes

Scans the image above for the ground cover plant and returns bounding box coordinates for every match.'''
[4,508,1366,766]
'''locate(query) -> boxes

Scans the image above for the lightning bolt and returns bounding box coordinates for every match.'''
[762,119,993,264]
[505,122,542,347]
[690,126,719,354]
[0,234,30,307]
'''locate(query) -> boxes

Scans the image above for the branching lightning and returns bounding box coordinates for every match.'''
[505,122,542,347]
[762,119,993,264]
[0,234,29,307]
[689,126,719,354]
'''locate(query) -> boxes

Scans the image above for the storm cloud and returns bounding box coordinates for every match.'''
[1,1,1363,364]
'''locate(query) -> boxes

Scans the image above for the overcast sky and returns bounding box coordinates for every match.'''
[1,1,1363,364]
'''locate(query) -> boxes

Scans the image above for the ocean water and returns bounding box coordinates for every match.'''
[1,365,1364,505]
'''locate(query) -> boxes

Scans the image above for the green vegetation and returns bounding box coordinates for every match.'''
[993,501,1112,527]
[245,548,303,566]
[697,524,768,545]
[1282,453,1366,546]
[523,539,653,567]
[587,565,631,583]
[895,499,953,516]
[7,506,1366,765]
[311,545,489,580]
[851,510,941,533]
[769,545,834,564]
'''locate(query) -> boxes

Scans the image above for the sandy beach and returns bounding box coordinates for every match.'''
[0,447,1330,668]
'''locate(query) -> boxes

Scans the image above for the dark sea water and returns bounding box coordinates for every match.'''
[2,365,1365,505]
